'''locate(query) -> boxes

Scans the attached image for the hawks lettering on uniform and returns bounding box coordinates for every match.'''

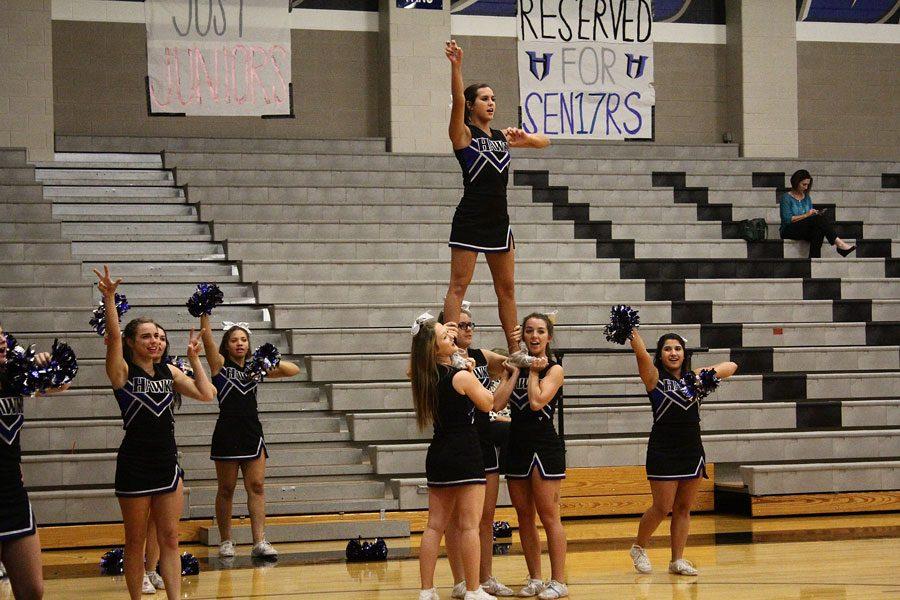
[214,365,259,403]
[473,363,491,388]
[650,377,698,423]
[131,377,174,395]
[476,137,509,154]
[462,135,510,182]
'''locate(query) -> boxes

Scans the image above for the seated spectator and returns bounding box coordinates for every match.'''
[780,169,856,258]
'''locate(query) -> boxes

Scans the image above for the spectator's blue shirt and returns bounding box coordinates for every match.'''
[780,192,813,234]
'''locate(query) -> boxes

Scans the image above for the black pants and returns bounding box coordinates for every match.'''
[781,214,838,258]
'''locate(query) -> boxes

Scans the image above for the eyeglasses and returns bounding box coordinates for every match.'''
[457,322,476,331]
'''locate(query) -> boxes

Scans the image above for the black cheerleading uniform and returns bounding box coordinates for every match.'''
[0,373,35,541]
[505,361,566,480]
[210,359,268,462]
[425,366,486,487]
[450,124,513,253]
[114,361,183,497]
[645,370,708,481]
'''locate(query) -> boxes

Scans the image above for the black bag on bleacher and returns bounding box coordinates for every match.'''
[738,218,768,242]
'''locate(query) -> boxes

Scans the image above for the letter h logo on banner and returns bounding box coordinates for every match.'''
[526,51,553,81]
[625,53,649,79]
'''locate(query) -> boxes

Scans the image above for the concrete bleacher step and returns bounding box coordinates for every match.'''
[64,356,308,388]
[345,400,900,443]
[72,240,223,257]
[56,135,389,155]
[25,383,322,421]
[0,241,73,260]
[739,460,900,496]
[305,346,899,383]
[213,220,580,240]
[327,373,900,412]
[51,152,163,167]
[77,260,237,280]
[62,222,210,236]
[29,488,191,524]
[54,203,197,219]
[198,518,408,546]
[289,321,898,355]
[42,185,183,198]
[368,429,900,476]
[35,168,172,183]
[1,306,269,332]
[272,299,900,329]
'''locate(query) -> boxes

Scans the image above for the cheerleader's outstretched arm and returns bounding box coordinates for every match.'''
[172,328,216,402]
[629,331,658,391]
[199,314,224,375]
[92,265,128,388]
[267,360,301,379]
[695,361,738,380]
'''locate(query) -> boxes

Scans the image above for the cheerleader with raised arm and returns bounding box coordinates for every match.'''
[0,323,74,600]
[411,313,515,600]
[199,313,300,559]
[493,314,568,599]
[94,266,216,600]
[626,330,737,576]
[442,39,550,353]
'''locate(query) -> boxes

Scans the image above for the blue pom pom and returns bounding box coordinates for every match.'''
[100,547,125,575]
[186,283,224,318]
[5,342,37,396]
[31,339,78,393]
[603,305,640,345]
[180,552,200,576]
[90,293,131,336]
[164,355,194,378]
[682,368,719,401]
[245,343,281,382]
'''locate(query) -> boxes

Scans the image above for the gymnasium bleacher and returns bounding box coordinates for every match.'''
[1,132,897,547]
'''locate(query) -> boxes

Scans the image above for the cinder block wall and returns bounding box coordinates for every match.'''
[797,42,900,161]
[1,0,54,160]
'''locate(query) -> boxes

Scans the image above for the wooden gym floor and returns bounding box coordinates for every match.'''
[12,512,899,599]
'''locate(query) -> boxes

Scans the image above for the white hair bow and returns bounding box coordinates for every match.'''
[461,300,471,312]
[222,321,251,333]
[410,312,435,336]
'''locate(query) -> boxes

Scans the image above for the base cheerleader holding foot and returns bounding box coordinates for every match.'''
[438,307,514,598]
[198,311,300,560]
[492,314,568,599]
[624,324,738,576]
[410,313,509,600]
[93,266,217,600]
[0,324,75,600]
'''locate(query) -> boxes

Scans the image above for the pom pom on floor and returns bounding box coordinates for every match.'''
[99,548,125,575]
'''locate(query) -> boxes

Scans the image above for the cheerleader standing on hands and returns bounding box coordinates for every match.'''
[441,307,515,597]
[411,314,514,600]
[94,266,216,600]
[493,313,568,599]
[442,39,549,353]
[0,323,72,600]
[199,313,300,559]
[627,330,737,576]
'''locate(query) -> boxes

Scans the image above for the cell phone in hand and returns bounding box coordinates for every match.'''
[817,208,827,214]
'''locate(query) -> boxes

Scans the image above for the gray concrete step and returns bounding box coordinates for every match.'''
[288,321,891,355]
[77,260,237,280]
[35,168,172,182]
[57,135,389,155]
[306,346,900,383]
[739,459,900,496]
[242,258,621,282]
[0,221,62,239]
[368,428,900,476]
[187,479,386,508]
[0,241,72,260]
[72,240,223,257]
[53,203,196,219]
[198,518,407,546]
[271,299,900,329]
[51,152,163,167]
[62,222,209,237]
[226,239,596,261]
[43,185,183,198]
[95,281,254,304]
[29,488,189,524]
[0,260,84,283]
[327,372,900,412]
[214,220,578,240]
[0,283,93,306]
[1,306,268,333]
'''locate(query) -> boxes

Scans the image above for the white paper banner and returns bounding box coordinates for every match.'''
[517,0,654,139]
[146,0,292,116]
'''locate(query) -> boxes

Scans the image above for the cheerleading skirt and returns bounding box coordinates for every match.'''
[504,422,566,480]
[645,423,708,481]
[449,197,513,254]
[426,427,486,488]
[115,441,183,498]
[0,471,36,541]
[210,414,269,462]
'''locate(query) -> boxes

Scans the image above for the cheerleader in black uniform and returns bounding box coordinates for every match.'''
[627,332,737,576]
[0,322,71,600]
[442,40,550,353]
[440,308,515,597]
[493,313,568,599]
[94,266,216,600]
[199,313,300,559]
[411,314,511,600]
